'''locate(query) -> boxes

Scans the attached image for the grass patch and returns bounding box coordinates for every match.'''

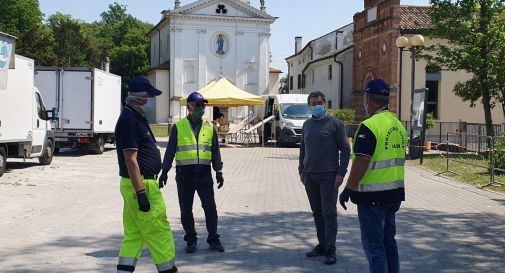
[409,153,505,193]
[150,124,169,138]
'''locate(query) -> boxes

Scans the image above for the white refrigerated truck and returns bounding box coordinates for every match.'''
[0,50,56,176]
[34,67,121,154]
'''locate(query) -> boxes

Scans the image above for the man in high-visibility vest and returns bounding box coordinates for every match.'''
[114,76,177,273]
[339,79,407,273]
[159,91,225,254]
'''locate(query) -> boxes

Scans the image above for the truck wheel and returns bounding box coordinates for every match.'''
[0,147,6,177]
[38,140,54,165]
[91,136,105,155]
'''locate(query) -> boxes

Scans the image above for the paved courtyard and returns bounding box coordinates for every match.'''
[1,141,505,273]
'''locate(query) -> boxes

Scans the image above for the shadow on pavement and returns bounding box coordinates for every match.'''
[54,147,116,158]
[3,209,505,272]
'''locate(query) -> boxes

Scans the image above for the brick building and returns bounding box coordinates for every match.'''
[352,0,504,125]
[353,0,431,121]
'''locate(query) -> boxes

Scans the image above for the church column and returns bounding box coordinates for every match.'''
[198,29,207,87]
[171,27,184,119]
[235,31,245,87]
[258,32,270,95]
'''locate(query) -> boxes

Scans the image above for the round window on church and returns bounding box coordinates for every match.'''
[211,32,230,58]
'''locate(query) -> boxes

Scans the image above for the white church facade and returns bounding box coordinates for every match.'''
[147,0,278,124]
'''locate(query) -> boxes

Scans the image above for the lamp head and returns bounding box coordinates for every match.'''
[411,34,425,47]
[396,36,409,48]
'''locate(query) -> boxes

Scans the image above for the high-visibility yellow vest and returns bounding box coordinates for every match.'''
[175,117,214,166]
[352,111,407,192]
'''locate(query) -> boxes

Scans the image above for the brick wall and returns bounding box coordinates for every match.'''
[353,0,401,121]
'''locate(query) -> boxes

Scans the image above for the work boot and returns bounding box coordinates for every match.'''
[324,250,337,265]
[186,238,197,253]
[159,266,178,273]
[208,239,225,252]
[306,244,325,257]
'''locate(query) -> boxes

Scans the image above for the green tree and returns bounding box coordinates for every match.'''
[329,108,355,125]
[47,13,91,67]
[0,0,54,63]
[425,0,505,137]
[94,3,153,96]
[279,76,289,93]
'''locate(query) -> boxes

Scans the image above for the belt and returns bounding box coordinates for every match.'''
[122,175,157,180]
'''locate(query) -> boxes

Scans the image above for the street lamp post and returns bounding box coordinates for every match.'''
[396,34,425,161]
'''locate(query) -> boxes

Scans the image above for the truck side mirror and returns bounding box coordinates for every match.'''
[46,107,59,120]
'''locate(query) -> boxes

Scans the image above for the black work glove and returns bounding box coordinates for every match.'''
[136,190,150,212]
[339,187,352,210]
[216,171,224,189]
[158,171,168,189]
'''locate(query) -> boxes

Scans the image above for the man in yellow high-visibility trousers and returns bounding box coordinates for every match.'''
[114,76,177,273]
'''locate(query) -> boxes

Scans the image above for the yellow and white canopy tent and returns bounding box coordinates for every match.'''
[179,77,264,143]
[179,77,263,107]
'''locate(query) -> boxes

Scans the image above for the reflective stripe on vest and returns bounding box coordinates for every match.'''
[175,118,214,166]
[176,144,212,152]
[357,180,405,192]
[352,111,407,192]
[368,158,405,170]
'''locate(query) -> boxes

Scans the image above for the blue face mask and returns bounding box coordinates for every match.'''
[311,105,326,118]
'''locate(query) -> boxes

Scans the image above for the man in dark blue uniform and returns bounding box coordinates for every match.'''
[114,76,177,273]
[158,92,225,254]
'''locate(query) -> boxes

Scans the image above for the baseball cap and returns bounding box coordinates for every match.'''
[128,76,162,96]
[187,91,208,104]
[363,79,390,96]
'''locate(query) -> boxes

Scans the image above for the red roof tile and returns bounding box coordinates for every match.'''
[398,6,433,30]
[269,67,283,73]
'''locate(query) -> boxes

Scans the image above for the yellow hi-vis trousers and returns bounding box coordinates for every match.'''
[118,177,176,272]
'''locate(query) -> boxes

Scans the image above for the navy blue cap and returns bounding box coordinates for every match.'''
[128,76,162,96]
[363,79,390,96]
[187,91,208,104]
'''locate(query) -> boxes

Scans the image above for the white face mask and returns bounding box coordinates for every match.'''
[363,95,370,118]
[140,97,156,114]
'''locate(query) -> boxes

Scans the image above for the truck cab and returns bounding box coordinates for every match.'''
[0,50,56,176]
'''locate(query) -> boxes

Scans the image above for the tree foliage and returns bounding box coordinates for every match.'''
[425,0,505,137]
[279,76,289,93]
[0,1,153,97]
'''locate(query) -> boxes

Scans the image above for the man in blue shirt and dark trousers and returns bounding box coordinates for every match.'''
[299,91,351,265]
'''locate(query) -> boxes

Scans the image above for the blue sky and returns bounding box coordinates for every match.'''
[38,0,431,74]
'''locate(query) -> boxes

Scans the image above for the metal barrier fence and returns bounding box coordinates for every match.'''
[345,121,505,147]
[442,132,505,188]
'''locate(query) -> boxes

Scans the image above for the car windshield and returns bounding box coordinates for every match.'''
[281,103,311,119]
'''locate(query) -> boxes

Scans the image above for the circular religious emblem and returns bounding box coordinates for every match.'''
[211,32,230,58]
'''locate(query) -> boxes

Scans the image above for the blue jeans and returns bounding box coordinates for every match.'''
[357,202,401,273]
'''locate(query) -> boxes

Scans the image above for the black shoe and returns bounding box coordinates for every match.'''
[209,239,225,252]
[186,238,197,253]
[306,245,325,257]
[324,251,337,265]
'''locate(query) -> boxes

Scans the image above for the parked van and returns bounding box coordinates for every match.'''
[257,94,310,145]
[0,53,56,176]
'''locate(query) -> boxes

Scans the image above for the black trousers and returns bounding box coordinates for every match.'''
[175,171,219,243]
[304,172,338,252]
